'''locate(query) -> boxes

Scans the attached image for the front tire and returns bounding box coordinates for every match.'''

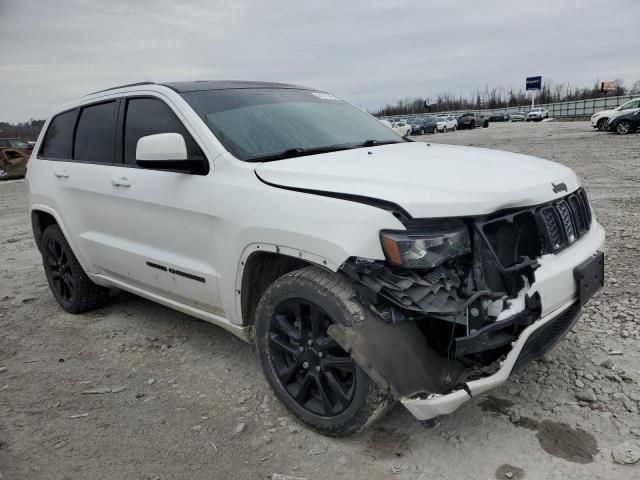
[41,225,110,313]
[255,266,393,436]
[596,118,608,131]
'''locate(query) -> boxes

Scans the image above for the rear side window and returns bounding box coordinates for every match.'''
[74,101,117,164]
[40,110,77,159]
[123,98,203,165]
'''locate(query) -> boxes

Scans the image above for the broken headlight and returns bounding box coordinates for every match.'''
[380,224,471,269]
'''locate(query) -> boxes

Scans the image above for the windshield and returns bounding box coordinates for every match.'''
[181,88,403,161]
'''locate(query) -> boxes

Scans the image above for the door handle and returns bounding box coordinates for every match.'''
[54,169,69,178]
[111,177,131,187]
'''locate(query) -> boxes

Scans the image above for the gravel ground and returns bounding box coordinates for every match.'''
[1,121,639,479]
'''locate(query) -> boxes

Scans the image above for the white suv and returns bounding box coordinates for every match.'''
[590,97,640,131]
[27,81,605,436]
[526,107,549,121]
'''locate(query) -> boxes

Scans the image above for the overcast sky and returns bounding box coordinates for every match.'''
[1,0,639,123]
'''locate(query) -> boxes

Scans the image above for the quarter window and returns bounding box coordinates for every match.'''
[73,101,117,164]
[40,110,77,160]
[123,98,203,165]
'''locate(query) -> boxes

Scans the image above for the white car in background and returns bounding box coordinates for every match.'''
[436,115,458,132]
[379,119,411,137]
[391,121,411,137]
[526,107,549,122]
[590,97,640,131]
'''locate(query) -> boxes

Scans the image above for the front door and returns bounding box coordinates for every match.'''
[94,96,223,315]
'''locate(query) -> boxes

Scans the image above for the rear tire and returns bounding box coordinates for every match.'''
[483,121,489,128]
[255,266,394,436]
[41,225,110,313]
[616,120,635,135]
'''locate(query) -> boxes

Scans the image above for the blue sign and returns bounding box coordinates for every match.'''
[526,76,542,91]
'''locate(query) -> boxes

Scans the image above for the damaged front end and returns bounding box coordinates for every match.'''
[330,188,597,406]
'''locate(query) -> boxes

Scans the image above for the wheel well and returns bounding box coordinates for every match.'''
[240,252,310,327]
[31,210,58,252]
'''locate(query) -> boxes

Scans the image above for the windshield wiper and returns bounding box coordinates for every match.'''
[359,139,403,147]
[248,144,356,162]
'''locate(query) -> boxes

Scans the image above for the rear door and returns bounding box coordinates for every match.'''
[35,101,120,273]
[93,95,223,314]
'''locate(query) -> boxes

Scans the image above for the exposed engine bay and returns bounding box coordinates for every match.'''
[332,188,594,398]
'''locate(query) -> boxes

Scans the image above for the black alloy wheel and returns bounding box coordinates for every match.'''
[267,298,356,417]
[254,266,393,436]
[44,236,75,303]
[40,224,110,313]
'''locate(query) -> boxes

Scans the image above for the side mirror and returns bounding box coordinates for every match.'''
[136,133,201,171]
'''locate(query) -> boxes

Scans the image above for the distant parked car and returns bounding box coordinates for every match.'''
[606,110,640,135]
[510,112,526,122]
[391,121,412,136]
[435,115,457,132]
[409,117,437,135]
[526,107,549,122]
[0,138,33,155]
[457,113,488,129]
[488,112,509,122]
[590,97,640,131]
[0,148,30,180]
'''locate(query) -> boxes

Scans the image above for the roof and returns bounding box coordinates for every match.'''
[85,80,312,98]
[160,80,309,93]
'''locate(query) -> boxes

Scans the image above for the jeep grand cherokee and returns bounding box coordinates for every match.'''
[27,81,605,436]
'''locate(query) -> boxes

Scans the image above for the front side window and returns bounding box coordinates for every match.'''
[123,98,203,165]
[40,110,77,160]
[74,101,117,164]
[619,100,640,110]
[181,88,403,162]
[10,139,29,148]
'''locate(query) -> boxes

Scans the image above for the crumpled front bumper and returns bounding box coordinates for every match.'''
[401,300,578,420]
[401,221,605,421]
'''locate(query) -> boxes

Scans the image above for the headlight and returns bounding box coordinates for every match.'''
[380,224,471,268]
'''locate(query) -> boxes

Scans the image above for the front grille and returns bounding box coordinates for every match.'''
[513,303,581,371]
[537,188,592,253]
[476,188,594,271]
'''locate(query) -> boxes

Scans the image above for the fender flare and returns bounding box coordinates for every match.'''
[232,242,341,324]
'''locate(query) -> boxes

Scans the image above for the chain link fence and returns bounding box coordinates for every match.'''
[380,94,638,120]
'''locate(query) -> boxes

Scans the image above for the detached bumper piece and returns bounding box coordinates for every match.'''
[402,301,581,420]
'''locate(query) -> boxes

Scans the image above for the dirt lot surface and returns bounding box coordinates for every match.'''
[1,122,639,479]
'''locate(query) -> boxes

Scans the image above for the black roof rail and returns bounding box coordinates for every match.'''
[86,81,156,96]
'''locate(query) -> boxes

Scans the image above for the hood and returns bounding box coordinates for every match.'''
[255,142,579,218]
[593,108,616,118]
